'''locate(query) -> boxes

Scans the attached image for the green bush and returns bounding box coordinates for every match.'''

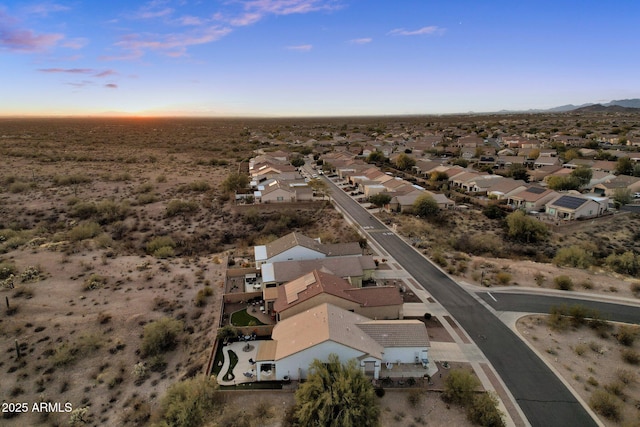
[554,275,573,291]
[0,261,17,280]
[166,199,199,217]
[442,369,480,405]
[153,246,175,259]
[146,236,176,254]
[179,181,210,193]
[52,174,91,186]
[156,377,221,427]
[553,245,592,268]
[68,222,102,241]
[141,317,184,357]
[495,272,511,285]
[466,392,505,427]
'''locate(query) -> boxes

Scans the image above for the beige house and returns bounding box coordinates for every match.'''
[254,303,431,381]
[592,175,640,197]
[507,187,559,212]
[260,255,376,287]
[545,194,609,220]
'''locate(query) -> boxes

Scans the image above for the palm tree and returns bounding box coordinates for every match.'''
[294,354,380,427]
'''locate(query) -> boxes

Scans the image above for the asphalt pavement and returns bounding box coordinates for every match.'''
[322,174,599,427]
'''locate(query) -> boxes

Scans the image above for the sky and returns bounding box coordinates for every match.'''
[1,0,639,117]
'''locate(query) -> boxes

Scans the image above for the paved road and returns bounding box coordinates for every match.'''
[479,292,640,325]
[322,174,598,427]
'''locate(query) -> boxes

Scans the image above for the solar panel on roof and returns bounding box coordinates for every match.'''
[525,187,546,194]
[552,195,587,210]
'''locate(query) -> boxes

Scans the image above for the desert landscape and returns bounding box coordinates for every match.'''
[1,115,639,426]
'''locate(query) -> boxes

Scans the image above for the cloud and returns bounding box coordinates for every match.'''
[387,26,445,36]
[222,0,342,27]
[286,44,312,51]
[178,15,205,26]
[104,26,232,59]
[38,68,118,78]
[62,37,89,49]
[95,69,117,78]
[133,0,174,20]
[349,37,372,44]
[104,83,118,89]
[23,2,70,16]
[0,11,64,52]
[38,68,94,74]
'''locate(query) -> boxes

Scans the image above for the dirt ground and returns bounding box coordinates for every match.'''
[517,315,640,427]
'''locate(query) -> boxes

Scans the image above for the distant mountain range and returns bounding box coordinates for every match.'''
[498,99,640,114]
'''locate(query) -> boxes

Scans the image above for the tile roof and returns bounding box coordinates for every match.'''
[267,256,376,283]
[343,286,403,307]
[271,303,384,360]
[357,320,430,347]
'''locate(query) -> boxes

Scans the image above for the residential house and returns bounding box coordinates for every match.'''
[507,187,559,212]
[486,179,527,200]
[592,175,640,197]
[254,303,431,381]
[260,255,376,288]
[270,270,403,321]
[254,232,362,268]
[545,194,609,221]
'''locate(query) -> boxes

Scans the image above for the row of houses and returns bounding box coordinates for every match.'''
[232,231,432,381]
[248,152,314,203]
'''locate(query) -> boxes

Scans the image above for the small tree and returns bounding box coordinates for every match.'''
[141,317,184,357]
[509,164,530,183]
[612,187,632,206]
[294,354,380,427]
[395,153,416,171]
[571,166,593,189]
[291,157,305,167]
[413,194,439,218]
[505,210,547,243]
[156,376,221,427]
[369,193,391,208]
[467,392,505,427]
[216,325,239,342]
[616,157,634,176]
[366,151,386,164]
[442,369,480,405]
[221,172,249,193]
[308,178,330,200]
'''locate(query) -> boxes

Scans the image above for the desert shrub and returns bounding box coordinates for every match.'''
[68,221,102,241]
[621,349,640,365]
[615,368,636,385]
[132,362,149,385]
[407,389,422,408]
[166,199,199,217]
[216,325,239,342]
[614,325,638,347]
[0,261,17,280]
[70,202,98,219]
[506,210,548,243]
[606,251,640,276]
[442,369,480,405]
[573,344,587,356]
[153,246,175,259]
[136,193,157,205]
[20,265,42,282]
[179,181,210,193]
[553,245,592,268]
[432,251,448,267]
[547,305,569,330]
[83,274,107,291]
[141,317,184,357]
[9,181,30,193]
[631,282,640,296]
[495,271,511,285]
[604,381,625,398]
[52,174,91,186]
[194,289,208,307]
[52,342,79,366]
[146,236,176,254]
[156,174,167,183]
[156,376,221,427]
[589,390,622,421]
[534,273,546,286]
[554,275,573,291]
[134,183,155,194]
[95,200,129,224]
[466,392,505,427]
